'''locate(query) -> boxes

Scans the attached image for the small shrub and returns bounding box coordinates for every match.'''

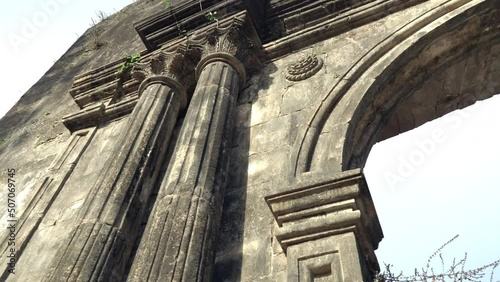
[117,53,141,74]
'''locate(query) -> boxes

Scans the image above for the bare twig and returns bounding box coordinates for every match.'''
[377,235,499,282]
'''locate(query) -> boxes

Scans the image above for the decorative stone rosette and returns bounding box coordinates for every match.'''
[286,55,323,81]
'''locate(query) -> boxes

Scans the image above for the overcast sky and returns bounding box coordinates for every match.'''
[1,1,499,280]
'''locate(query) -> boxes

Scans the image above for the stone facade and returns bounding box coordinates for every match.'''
[1,0,499,281]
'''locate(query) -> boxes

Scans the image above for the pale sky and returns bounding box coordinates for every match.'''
[1,1,499,280]
[0,0,133,119]
[366,98,500,280]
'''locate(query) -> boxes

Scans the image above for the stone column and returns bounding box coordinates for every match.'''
[44,47,192,281]
[128,14,259,282]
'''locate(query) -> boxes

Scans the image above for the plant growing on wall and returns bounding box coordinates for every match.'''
[117,53,141,74]
[160,0,219,36]
[206,11,219,28]
[160,0,188,36]
[162,0,172,9]
[88,17,106,50]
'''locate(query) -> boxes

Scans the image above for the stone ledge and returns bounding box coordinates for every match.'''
[62,95,138,132]
[262,0,426,60]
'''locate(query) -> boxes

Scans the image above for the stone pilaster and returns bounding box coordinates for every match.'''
[128,12,260,282]
[44,47,192,281]
[265,169,383,281]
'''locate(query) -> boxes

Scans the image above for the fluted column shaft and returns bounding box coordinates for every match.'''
[44,52,188,281]
[128,56,243,282]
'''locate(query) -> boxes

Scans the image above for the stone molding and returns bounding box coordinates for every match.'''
[62,98,137,132]
[291,0,492,176]
[341,0,500,169]
[261,0,373,43]
[132,49,185,82]
[290,0,500,177]
[69,56,144,109]
[265,169,382,279]
[63,57,142,132]
[262,0,427,60]
[196,52,247,88]
[134,0,247,51]
[189,11,259,58]
[266,169,382,249]
[0,128,97,281]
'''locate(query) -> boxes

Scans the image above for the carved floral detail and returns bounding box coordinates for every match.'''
[286,55,323,81]
[131,46,200,96]
[131,47,186,83]
[187,12,262,84]
[189,15,258,60]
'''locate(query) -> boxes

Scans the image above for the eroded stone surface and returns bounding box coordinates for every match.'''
[378,44,500,142]
[1,0,499,281]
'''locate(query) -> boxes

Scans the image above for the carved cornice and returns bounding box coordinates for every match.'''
[63,10,261,133]
[133,0,271,52]
[63,55,145,131]
[265,169,382,261]
[262,0,427,60]
[262,0,374,43]
[69,55,145,109]
[63,43,202,132]
[134,0,232,51]
[62,97,138,132]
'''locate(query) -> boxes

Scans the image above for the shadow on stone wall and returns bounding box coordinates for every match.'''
[124,122,183,278]
[213,62,277,281]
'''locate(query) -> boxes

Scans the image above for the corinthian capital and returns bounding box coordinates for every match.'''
[189,11,262,86]
[132,45,199,99]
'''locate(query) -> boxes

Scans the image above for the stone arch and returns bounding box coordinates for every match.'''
[293,0,500,176]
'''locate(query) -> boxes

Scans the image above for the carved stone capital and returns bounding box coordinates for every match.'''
[189,11,262,86]
[132,48,184,82]
[132,46,197,107]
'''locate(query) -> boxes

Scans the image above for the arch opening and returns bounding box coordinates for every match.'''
[293,0,500,176]
[363,95,500,280]
[342,1,500,170]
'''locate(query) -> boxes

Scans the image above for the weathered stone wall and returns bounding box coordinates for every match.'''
[0,1,181,280]
[0,0,499,281]
[215,0,500,280]
[0,0,169,227]
[4,119,129,281]
[378,43,500,141]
